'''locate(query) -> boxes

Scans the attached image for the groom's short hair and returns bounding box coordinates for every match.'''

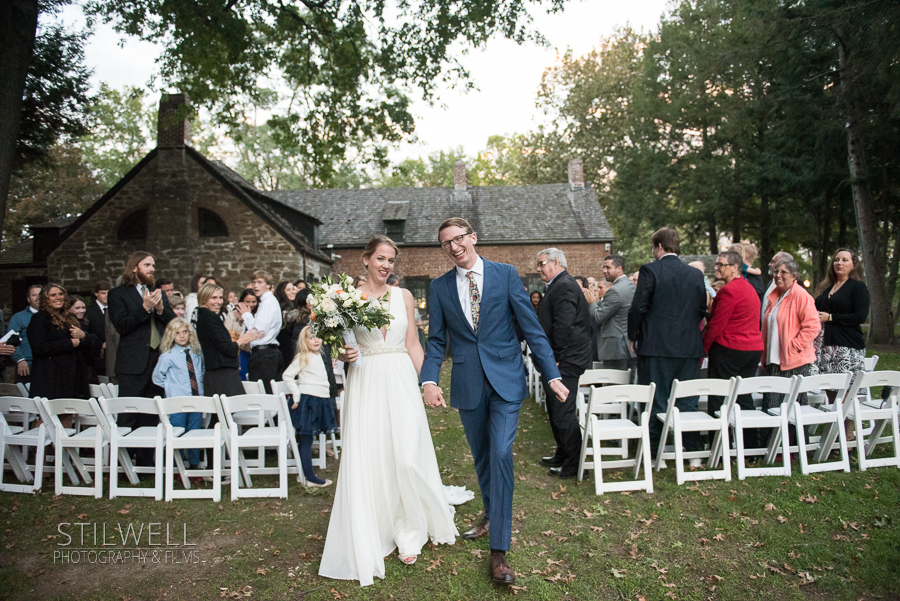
[438,217,474,238]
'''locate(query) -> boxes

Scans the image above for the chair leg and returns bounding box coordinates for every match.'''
[673,411,685,486]
[33,438,46,491]
[779,407,791,476]
[155,431,164,501]
[55,443,63,496]
[721,412,731,482]
[212,434,222,503]
[110,437,119,499]
[642,412,653,494]
[165,441,175,502]
[577,420,591,482]
[796,412,810,476]
[734,410,746,480]
[593,435,603,496]
[231,433,240,502]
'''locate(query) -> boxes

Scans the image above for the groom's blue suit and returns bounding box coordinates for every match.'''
[420,258,560,551]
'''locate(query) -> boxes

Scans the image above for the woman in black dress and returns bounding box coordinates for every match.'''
[814,248,870,404]
[29,284,92,402]
[195,283,261,396]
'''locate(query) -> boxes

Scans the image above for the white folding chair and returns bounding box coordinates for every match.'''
[0,397,51,492]
[764,373,852,474]
[99,397,167,499]
[236,380,274,468]
[156,395,226,501]
[241,380,265,395]
[654,378,734,484]
[576,369,632,464]
[268,383,306,485]
[272,379,338,469]
[577,384,655,495]
[38,398,111,497]
[89,384,105,399]
[220,394,288,500]
[861,355,879,406]
[710,376,792,480]
[100,383,119,398]
[823,370,900,471]
[0,383,23,397]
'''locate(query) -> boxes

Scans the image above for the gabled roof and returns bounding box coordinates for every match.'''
[45,146,331,264]
[266,182,613,248]
[0,239,34,267]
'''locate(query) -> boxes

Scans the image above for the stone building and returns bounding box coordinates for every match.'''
[1,94,615,315]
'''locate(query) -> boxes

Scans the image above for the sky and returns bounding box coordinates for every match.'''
[58,0,671,162]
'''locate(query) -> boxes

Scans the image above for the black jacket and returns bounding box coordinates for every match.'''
[814,279,870,350]
[536,270,593,378]
[84,301,106,342]
[628,255,707,358]
[108,284,176,375]
[196,307,241,371]
[29,311,93,399]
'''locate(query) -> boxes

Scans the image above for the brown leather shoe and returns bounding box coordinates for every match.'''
[461,517,489,541]
[489,551,515,585]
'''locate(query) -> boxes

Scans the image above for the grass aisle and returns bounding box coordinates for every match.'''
[0,354,898,601]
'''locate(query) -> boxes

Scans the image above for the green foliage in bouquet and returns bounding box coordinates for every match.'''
[307,274,394,357]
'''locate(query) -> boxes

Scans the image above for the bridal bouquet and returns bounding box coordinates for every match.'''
[308,274,394,358]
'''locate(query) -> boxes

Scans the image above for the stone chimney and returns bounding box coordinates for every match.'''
[156,93,191,149]
[568,158,584,190]
[453,160,467,189]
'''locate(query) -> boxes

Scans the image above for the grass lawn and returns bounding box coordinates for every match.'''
[1,349,898,601]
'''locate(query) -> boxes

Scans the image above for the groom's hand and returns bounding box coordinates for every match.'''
[423,383,446,408]
[549,379,569,403]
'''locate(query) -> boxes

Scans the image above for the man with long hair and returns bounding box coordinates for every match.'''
[108,252,176,460]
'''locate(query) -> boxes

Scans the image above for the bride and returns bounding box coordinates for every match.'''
[318,236,459,586]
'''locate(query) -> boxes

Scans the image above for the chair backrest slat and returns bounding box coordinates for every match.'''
[843,370,900,412]
[671,378,735,400]
[579,369,631,388]
[0,383,23,397]
[587,384,655,418]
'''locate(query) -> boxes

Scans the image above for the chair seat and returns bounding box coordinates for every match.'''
[232,410,275,425]
[728,409,779,427]
[768,404,837,425]
[5,425,25,435]
[236,426,282,441]
[592,418,641,435]
[176,429,219,441]
[70,426,127,440]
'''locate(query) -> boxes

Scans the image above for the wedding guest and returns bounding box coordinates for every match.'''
[170,295,186,318]
[628,227,707,458]
[237,271,283,393]
[195,283,260,397]
[85,283,109,378]
[386,274,400,286]
[29,284,91,402]
[8,284,41,386]
[535,248,592,479]
[702,250,764,422]
[284,325,338,487]
[352,275,367,288]
[814,248,870,406]
[586,254,634,371]
[275,281,301,367]
[234,288,258,380]
[152,318,205,470]
[761,259,820,413]
[730,243,764,300]
[155,278,175,297]
[295,279,307,291]
[529,290,543,311]
[184,274,208,326]
[761,251,793,316]
[108,252,176,399]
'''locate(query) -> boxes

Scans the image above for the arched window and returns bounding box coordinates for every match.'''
[198,208,228,238]
[117,209,148,241]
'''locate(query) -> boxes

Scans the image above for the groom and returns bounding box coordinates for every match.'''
[421,218,568,585]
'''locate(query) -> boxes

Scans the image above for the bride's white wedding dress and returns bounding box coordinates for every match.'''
[318,288,459,586]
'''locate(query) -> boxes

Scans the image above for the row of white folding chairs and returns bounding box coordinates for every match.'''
[0,392,304,501]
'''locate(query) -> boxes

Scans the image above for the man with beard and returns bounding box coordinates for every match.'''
[108,252,176,399]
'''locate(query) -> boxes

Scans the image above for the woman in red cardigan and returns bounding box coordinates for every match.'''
[702,250,765,430]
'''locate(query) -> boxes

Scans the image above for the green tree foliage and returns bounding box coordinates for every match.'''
[78,84,158,189]
[83,0,567,186]
[4,144,103,246]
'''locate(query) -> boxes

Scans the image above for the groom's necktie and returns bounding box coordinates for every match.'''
[467,271,481,333]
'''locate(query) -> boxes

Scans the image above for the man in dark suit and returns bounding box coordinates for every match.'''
[627,227,707,457]
[421,218,566,586]
[587,255,635,371]
[84,283,109,378]
[535,248,593,479]
[108,252,175,399]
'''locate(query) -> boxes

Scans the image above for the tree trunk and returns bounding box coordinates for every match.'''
[732,201,742,245]
[887,224,900,343]
[707,215,717,255]
[0,0,39,252]
[837,33,891,344]
[759,193,771,276]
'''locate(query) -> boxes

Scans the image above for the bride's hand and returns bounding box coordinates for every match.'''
[339,343,359,363]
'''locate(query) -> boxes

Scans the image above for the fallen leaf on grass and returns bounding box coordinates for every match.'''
[256,567,267,575]
[118,509,129,515]
[541,530,556,537]
[550,493,560,500]
[699,538,710,544]
[764,503,776,511]
[425,557,443,572]
[558,484,567,493]
[77,513,87,520]
[713,534,724,541]
[509,585,527,595]
[590,526,603,532]
[330,588,348,599]
[709,575,724,582]
[628,544,643,560]
[801,494,817,504]
[470,549,484,558]
[777,516,788,523]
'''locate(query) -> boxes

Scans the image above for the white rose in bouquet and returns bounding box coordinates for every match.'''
[308,295,319,307]
[339,291,350,301]
[343,299,353,308]
[320,298,337,313]
[325,316,339,328]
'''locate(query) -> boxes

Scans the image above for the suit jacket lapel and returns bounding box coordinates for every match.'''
[445,270,475,333]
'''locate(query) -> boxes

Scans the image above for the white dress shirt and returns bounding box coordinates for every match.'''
[242,290,282,347]
[455,256,485,330]
[96,300,106,314]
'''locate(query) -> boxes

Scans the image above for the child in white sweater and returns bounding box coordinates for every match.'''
[283,326,338,487]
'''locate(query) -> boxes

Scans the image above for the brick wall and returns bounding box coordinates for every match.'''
[331,242,610,281]
[47,150,329,295]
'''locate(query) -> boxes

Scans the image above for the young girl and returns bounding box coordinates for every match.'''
[283,325,338,488]
[152,317,205,469]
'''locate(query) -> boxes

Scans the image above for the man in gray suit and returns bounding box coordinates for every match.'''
[585,255,635,370]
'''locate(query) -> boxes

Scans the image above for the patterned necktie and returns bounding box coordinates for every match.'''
[143,286,161,349]
[467,271,481,333]
[185,349,199,396]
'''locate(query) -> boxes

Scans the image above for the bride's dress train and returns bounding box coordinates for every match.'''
[318,289,459,586]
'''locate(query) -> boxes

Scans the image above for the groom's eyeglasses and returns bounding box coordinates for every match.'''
[440,233,473,249]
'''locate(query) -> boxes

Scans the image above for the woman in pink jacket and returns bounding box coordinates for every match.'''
[760,259,821,410]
